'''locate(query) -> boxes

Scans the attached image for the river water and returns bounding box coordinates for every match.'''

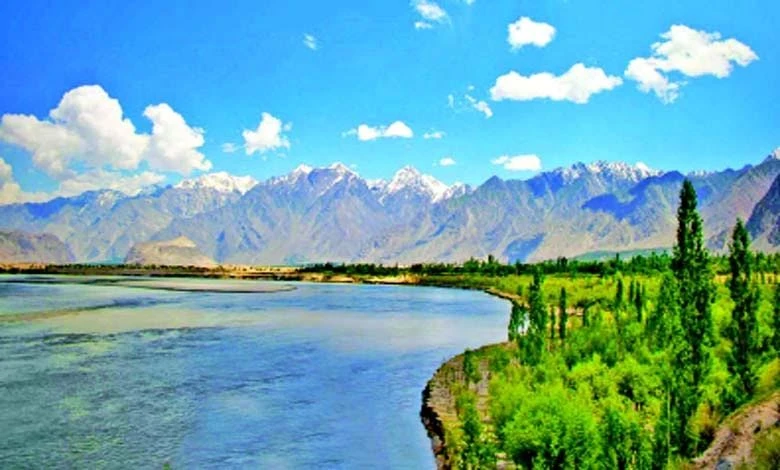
[0,276,508,469]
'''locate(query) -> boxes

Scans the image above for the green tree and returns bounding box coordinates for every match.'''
[670,179,715,456]
[508,302,524,342]
[521,269,547,366]
[647,274,678,350]
[501,384,601,468]
[615,277,625,310]
[463,349,480,384]
[459,392,495,469]
[725,219,760,404]
[550,304,556,342]
[559,287,568,342]
[773,283,780,357]
[634,281,644,323]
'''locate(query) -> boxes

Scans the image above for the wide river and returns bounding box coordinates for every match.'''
[0,275,508,469]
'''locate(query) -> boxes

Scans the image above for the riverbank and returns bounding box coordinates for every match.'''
[420,342,513,469]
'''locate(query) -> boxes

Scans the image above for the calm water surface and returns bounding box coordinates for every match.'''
[0,275,508,469]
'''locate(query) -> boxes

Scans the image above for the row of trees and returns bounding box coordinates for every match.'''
[300,249,780,279]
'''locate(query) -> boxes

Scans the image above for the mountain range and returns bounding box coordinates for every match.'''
[0,152,777,265]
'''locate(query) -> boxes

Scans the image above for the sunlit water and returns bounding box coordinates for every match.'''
[0,275,509,469]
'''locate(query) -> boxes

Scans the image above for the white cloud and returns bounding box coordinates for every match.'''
[423,130,446,139]
[0,157,26,204]
[143,103,211,175]
[625,25,758,103]
[439,157,456,167]
[344,121,414,141]
[0,157,56,204]
[464,0,476,4]
[465,94,493,118]
[221,142,239,153]
[0,157,11,181]
[490,63,623,104]
[0,85,148,179]
[412,0,448,28]
[491,154,542,172]
[449,91,493,118]
[243,112,292,155]
[508,17,556,51]
[0,84,211,184]
[303,34,318,51]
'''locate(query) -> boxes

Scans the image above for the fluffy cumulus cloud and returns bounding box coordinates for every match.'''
[303,34,318,51]
[0,157,25,204]
[143,103,211,174]
[491,154,542,172]
[344,121,414,141]
[490,63,623,104]
[625,25,758,103]
[0,157,57,204]
[438,157,456,166]
[508,17,556,51]
[412,0,448,30]
[0,84,211,201]
[0,85,211,179]
[242,113,292,155]
[423,130,445,139]
[0,86,147,179]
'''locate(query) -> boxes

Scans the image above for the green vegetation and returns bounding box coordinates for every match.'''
[432,180,779,469]
[725,219,761,408]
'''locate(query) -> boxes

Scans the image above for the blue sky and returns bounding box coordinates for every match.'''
[0,0,778,201]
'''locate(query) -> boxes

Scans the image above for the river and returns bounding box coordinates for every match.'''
[0,275,508,468]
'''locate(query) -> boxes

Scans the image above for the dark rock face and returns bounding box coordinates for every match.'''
[747,174,780,249]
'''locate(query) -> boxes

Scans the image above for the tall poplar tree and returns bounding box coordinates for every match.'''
[634,282,644,323]
[521,269,547,366]
[559,287,568,342]
[726,219,759,403]
[774,283,780,357]
[670,179,714,456]
[508,302,525,342]
[672,180,714,384]
[615,277,625,310]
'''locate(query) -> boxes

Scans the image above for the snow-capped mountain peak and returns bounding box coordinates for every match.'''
[293,163,313,175]
[443,182,471,200]
[553,161,662,182]
[328,162,356,174]
[270,164,314,185]
[175,172,258,194]
[384,166,451,202]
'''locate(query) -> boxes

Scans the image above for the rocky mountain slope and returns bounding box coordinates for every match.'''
[0,152,777,265]
[747,173,780,250]
[124,236,216,266]
[0,231,72,264]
